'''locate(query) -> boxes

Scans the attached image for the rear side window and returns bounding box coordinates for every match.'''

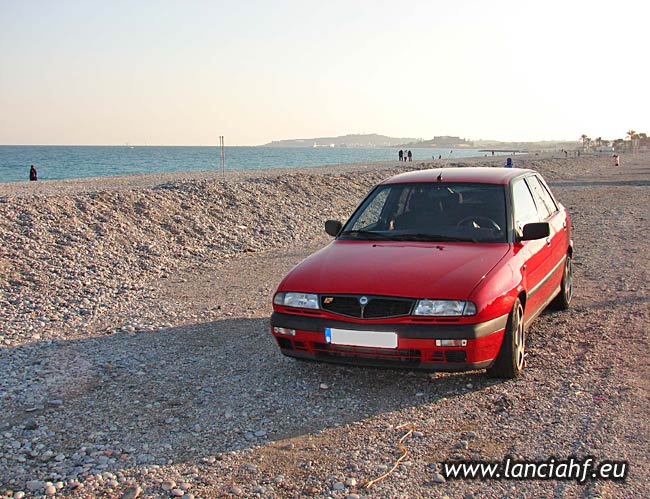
[512,179,539,231]
[527,176,557,220]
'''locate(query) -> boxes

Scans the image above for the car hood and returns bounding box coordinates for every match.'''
[279,240,509,299]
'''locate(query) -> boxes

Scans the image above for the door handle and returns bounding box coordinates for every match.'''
[546,238,551,247]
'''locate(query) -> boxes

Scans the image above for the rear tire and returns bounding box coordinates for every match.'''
[551,254,573,310]
[487,298,525,379]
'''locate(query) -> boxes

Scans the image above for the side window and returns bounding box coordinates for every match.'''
[534,176,559,213]
[527,177,556,220]
[512,179,539,232]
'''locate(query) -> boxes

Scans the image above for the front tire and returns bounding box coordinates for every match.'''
[487,298,525,379]
[551,254,573,310]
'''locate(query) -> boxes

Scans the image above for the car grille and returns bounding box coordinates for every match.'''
[320,295,414,319]
[313,342,421,367]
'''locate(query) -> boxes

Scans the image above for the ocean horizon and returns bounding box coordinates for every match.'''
[0,145,506,183]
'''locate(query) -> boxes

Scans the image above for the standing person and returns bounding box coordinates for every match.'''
[407,150,412,162]
[398,150,403,162]
[613,154,620,167]
[505,157,514,168]
[29,164,38,181]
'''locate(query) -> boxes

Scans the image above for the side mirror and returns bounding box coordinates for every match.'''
[521,222,550,241]
[325,220,343,237]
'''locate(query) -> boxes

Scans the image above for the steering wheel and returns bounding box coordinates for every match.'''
[457,216,502,231]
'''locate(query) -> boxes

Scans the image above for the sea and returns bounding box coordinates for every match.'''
[0,145,500,183]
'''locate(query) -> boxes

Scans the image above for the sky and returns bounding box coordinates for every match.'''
[1,0,648,146]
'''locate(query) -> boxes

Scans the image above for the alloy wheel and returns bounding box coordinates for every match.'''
[564,257,573,303]
[514,304,525,371]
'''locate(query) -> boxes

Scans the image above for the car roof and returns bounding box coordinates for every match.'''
[380,167,535,185]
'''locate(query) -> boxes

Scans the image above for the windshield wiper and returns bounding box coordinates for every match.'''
[392,233,476,242]
[339,229,400,240]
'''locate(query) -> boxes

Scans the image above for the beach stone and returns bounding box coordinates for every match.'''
[161,480,176,491]
[26,480,43,492]
[432,473,446,483]
[121,485,142,499]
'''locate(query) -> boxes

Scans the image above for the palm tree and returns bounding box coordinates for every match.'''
[580,134,589,150]
[627,130,639,152]
[595,137,602,149]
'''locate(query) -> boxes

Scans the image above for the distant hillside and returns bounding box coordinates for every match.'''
[474,140,581,151]
[262,133,581,152]
[398,136,474,148]
[262,133,418,148]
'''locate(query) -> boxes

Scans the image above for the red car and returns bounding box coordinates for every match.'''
[271,167,573,378]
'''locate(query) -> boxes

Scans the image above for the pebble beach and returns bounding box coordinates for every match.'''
[0,153,648,498]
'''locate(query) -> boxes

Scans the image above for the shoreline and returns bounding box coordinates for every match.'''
[0,151,622,197]
[0,146,508,186]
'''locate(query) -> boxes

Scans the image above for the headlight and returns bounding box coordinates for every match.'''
[273,292,320,309]
[414,300,477,316]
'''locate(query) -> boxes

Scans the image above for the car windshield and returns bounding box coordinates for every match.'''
[340,182,507,243]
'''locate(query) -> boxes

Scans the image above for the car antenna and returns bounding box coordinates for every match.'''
[437,169,443,182]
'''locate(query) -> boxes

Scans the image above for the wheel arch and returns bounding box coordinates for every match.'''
[517,290,527,312]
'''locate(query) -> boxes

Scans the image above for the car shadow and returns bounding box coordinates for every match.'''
[0,317,503,476]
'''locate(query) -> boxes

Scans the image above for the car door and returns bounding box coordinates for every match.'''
[511,177,550,320]
[527,175,567,297]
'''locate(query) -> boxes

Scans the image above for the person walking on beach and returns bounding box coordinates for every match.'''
[407,150,412,162]
[399,150,403,161]
[505,157,514,168]
[29,165,38,181]
[613,154,620,167]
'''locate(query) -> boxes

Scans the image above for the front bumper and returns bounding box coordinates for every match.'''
[270,311,507,371]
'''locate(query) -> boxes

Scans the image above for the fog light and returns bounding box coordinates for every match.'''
[273,326,296,336]
[436,339,467,347]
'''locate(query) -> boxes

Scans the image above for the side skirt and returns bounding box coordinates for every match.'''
[524,284,561,330]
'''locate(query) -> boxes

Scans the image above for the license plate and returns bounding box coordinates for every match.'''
[324,328,398,349]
